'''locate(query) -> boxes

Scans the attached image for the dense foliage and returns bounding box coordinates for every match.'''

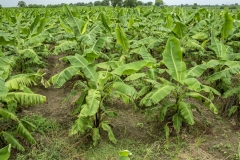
[0,4,239,155]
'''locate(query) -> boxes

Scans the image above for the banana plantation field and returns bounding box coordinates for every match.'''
[0,5,240,160]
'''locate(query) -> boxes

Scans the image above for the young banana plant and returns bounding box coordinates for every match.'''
[49,54,151,145]
[140,35,220,134]
[0,55,46,151]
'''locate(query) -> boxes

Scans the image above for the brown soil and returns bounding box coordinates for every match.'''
[22,54,76,127]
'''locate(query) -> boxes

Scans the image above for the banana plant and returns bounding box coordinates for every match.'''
[0,55,46,151]
[140,35,220,134]
[0,12,49,73]
[205,24,240,117]
[55,5,104,58]
[49,54,151,145]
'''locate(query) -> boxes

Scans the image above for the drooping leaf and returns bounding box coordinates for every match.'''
[49,66,81,88]
[146,68,158,80]
[0,32,15,46]
[5,92,46,106]
[112,60,152,76]
[84,38,105,62]
[223,86,240,98]
[187,92,218,114]
[101,122,117,144]
[92,128,100,146]
[80,89,100,117]
[62,54,88,67]
[173,113,182,133]
[62,55,99,84]
[70,117,88,134]
[2,132,24,151]
[192,32,208,41]
[178,101,194,125]
[96,61,122,70]
[59,16,72,33]
[137,86,151,98]
[141,85,175,106]
[5,72,43,91]
[100,12,111,32]
[159,103,175,122]
[113,81,137,98]
[17,122,36,144]
[0,108,18,121]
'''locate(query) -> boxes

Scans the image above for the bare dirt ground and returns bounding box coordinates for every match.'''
[23,54,75,127]
[17,54,240,160]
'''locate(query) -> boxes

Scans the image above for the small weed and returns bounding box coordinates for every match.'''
[21,114,58,134]
[195,137,205,147]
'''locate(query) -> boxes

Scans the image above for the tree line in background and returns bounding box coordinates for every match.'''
[0,1,237,8]
[9,0,163,8]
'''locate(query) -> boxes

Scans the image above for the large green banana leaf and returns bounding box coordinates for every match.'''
[0,32,15,46]
[84,38,105,62]
[0,79,8,97]
[115,24,129,53]
[172,22,187,38]
[112,60,152,76]
[186,64,207,78]
[187,92,218,114]
[162,35,186,83]
[49,66,80,88]
[173,113,182,133]
[113,81,137,98]
[141,85,175,106]
[178,101,195,125]
[96,61,122,70]
[2,132,24,151]
[62,55,98,81]
[4,92,46,106]
[80,89,101,117]
[221,11,234,41]
[17,122,36,144]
